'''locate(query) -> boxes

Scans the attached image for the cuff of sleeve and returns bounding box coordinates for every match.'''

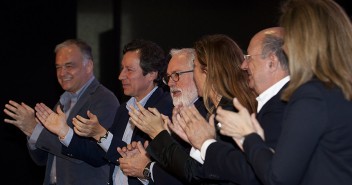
[98,131,113,152]
[28,123,44,150]
[60,128,73,146]
[190,147,204,164]
[150,161,155,181]
[200,139,217,161]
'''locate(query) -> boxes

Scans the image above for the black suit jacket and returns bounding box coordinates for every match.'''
[147,97,261,185]
[202,83,288,184]
[151,98,208,185]
[62,87,174,185]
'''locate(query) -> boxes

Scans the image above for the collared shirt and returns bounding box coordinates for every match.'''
[28,76,95,184]
[99,86,158,185]
[29,76,95,147]
[256,76,290,112]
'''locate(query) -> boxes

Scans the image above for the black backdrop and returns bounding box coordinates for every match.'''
[0,0,350,184]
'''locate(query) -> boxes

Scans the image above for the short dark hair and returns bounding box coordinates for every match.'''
[123,39,166,85]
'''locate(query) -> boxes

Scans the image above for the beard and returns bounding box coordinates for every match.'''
[171,86,198,107]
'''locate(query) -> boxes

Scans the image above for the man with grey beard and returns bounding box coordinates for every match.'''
[117,48,207,185]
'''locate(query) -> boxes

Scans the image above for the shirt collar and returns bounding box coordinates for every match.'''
[256,76,290,113]
[126,86,158,111]
[60,76,95,105]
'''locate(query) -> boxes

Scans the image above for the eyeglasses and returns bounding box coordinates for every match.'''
[162,70,194,85]
[243,54,263,61]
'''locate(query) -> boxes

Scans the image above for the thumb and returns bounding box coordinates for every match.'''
[143,140,149,148]
[233,98,246,112]
[56,105,64,114]
[87,110,96,119]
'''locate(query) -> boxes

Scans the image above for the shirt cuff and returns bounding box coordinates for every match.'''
[150,161,155,181]
[28,123,43,150]
[200,139,217,161]
[59,128,74,146]
[97,131,113,152]
[190,147,204,164]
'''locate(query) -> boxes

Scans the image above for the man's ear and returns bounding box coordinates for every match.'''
[86,59,94,73]
[268,52,279,70]
[148,71,158,80]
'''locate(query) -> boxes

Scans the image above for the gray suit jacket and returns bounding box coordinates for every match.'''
[27,78,120,185]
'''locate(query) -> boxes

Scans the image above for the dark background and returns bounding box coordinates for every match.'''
[0,0,350,184]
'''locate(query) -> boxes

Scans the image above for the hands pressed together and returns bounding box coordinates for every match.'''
[117,141,151,179]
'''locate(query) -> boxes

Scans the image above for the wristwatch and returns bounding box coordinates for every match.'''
[97,131,109,143]
[143,161,152,180]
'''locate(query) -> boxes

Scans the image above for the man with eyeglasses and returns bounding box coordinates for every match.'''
[117,48,208,185]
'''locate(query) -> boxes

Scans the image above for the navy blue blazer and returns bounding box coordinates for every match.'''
[244,79,352,185]
[202,83,288,184]
[29,78,120,185]
[62,87,174,185]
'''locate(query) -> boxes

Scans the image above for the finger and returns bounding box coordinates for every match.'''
[143,140,149,148]
[3,108,17,119]
[129,141,136,148]
[56,105,64,114]
[75,115,87,124]
[137,141,147,154]
[148,107,161,117]
[136,102,148,116]
[172,105,182,117]
[175,113,187,130]
[127,143,133,151]
[188,105,202,120]
[8,100,20,108]
[179,107,192,126]
[21,102,34,112]
[87,110,96,119]
[117,147,127,157]
[215,106,231,122]
[251,113,264,140]
[129,106,143,122]
[233,98,246,112]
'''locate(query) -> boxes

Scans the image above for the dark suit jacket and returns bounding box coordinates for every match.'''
[151,98,208,185]
[202,83,288,184]
[62,87,174,185]
[243,79,352,185]
[147,97,260,185]
[28,78,120,185]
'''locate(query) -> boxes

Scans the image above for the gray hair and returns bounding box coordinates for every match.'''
[169,48,195,68]
[54,39,93,64]
[261,35,288,71]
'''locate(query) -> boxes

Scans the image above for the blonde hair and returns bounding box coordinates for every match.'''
[194,34,257,114]
[280,0,352,101]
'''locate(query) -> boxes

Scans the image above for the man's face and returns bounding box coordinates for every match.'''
[241,36,271,95]
[167,55,198,106]
[56,44,92,93]
[118,51,156,101]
